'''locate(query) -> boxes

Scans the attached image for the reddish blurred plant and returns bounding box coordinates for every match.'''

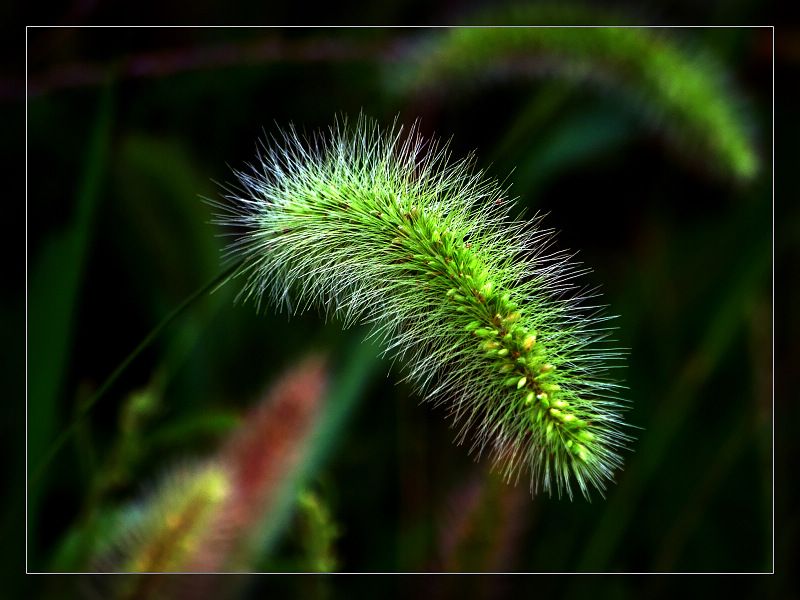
[90,355,329,595]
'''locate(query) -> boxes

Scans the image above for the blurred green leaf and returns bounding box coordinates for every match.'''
[148,410,242,449]
[111,133,220,313]
[509,98,636,196]
[27,82,114,566]
[253,334,384,564]
[577,203,771,572]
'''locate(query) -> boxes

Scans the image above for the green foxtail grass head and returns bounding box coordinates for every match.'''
[211,115,630,500]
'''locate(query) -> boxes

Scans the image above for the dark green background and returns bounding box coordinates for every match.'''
[13,4,792,598]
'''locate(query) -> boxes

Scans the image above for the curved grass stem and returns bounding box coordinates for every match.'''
[28,258,247,489]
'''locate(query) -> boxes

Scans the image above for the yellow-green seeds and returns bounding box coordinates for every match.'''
[522,334,536,351]
[473,328,497,338]
[538,393,550,409]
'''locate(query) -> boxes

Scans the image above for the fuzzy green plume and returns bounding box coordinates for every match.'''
[396,19,760,183]
[213,115,629,500]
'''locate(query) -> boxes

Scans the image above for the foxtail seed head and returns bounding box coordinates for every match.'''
[212,115,630,500]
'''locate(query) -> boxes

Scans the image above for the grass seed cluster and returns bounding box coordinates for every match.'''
[213,116,630,500]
